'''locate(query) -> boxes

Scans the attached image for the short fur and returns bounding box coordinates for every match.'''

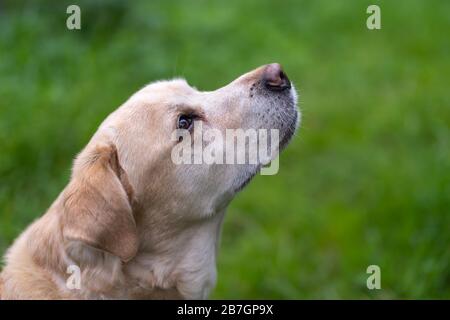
[0,64,299,299]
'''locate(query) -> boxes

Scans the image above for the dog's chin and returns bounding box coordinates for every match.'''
[231,164,260,194]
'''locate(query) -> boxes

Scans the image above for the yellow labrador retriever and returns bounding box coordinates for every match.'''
[0,63,299,299]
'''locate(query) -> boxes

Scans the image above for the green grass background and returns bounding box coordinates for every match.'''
[0,0,449,299]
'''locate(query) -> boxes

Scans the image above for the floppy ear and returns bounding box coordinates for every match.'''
[61,143,138,262]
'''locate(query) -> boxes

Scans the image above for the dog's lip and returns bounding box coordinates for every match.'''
[279,109,299,150]
[278,85,300,150]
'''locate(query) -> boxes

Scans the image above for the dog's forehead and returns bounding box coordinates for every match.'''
[144,78,195,95]
[130,78,199,107]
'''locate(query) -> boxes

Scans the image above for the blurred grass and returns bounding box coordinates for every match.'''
[0,0,449,299]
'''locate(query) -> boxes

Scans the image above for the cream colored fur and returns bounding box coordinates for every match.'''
[0,64,299,299]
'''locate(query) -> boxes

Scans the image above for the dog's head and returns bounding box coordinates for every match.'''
[61,64,300,261]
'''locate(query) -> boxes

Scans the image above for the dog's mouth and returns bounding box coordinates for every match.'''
[230,65,300,194]
[279,103,299,150]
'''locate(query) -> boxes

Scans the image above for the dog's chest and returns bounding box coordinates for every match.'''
[123,248,218,299]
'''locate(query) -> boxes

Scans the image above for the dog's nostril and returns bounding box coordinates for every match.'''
[263,63,291,92]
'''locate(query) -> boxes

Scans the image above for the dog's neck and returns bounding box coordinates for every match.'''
[123,208,226,299]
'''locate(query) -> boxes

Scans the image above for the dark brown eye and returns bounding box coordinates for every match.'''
[177,114,194,130]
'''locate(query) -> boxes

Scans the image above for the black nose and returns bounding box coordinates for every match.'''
[263,63,291,91]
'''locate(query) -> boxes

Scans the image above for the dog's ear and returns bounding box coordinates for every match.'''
[61,143,138,262]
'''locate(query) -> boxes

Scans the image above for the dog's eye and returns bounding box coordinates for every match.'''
[177,114,194,130]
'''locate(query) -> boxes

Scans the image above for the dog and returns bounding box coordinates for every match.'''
[0,63,300,299]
